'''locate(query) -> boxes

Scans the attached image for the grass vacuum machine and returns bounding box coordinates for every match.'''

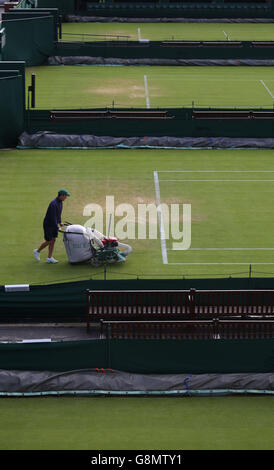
[62,221,132,266]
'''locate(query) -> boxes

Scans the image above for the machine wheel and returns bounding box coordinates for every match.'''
[105,251,118,264]
[90,256,103,267]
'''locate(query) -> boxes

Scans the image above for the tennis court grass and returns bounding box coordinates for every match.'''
[26,65,274,109]
[61,22,274,42]
[1,148,274,285]
[0,396,273,450]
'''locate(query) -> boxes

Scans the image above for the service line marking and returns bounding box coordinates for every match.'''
[260,79,274,99]
[223,30,231,41]
[153,171,168,265]
[144,75,150,109]
[156,169,274,265]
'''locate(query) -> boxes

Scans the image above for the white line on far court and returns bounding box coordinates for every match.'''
[260,79,274,99]
[168,248,274,251]
[144,75,150,109]
[159,179,274,182]
[153,171,168,265]
[168,263,274,265]
[223,30,231,41]
[158,170,274,173]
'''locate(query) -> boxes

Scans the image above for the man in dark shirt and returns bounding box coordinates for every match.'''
[33,189,70,263]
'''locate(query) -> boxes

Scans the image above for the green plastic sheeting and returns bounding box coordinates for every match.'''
[0,338,273,374]
[0,75,24,147]
[2,16,55,66]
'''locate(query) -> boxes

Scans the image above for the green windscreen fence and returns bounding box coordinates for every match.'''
[3,9,59,41]
[0,338,273,374]
[0,74,24,147]
[35,0,74,15]
[1,15,55,66]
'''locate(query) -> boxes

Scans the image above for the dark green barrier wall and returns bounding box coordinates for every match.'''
[1,278,274,323]
[4,9,59,41]
[55,40,274,61]
[0,61,26,108]
[80,2,273,19]
[17,0,73,15]
[0,75,24,147]
[27,108,274,139]
[16,0,274,18]
[2,16,55,66]
[37,0,74,15]
[0,338,273,373]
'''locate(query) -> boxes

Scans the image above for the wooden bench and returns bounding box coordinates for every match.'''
[100,319,274,340]
[252,42,274,48]
[192,110,274,120]
[161,41,242,48]
[87,290,191,330]
[50,110,174,122]
[86,288,274,330]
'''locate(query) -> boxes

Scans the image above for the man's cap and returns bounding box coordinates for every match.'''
[58,189,70,197]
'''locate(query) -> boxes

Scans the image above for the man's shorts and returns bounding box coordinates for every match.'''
[43,224,58,242]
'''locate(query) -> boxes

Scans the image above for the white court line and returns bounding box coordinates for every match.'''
[260,80,274,99]
[223,30,231,41]
[144,75,150,109]
[153,171,168,265]
[168,263,274,265]
[158,171,274,265]
[158,170,274,173]
[168,248,274,251]
[159,179,274,182]
[145,77,274,82]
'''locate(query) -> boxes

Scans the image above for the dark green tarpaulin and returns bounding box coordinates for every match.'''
[0,338,273,374]
[0,75,24,148]
[2,16,55,66]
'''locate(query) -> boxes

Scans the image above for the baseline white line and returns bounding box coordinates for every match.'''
[167,248,274,251]
[158,170,274,173]
[168,263,274,265]
[145,77,274,82]
[159,179,274,182]
[144,75,150,109]
[260,79,274,99]
[153,171,168,265]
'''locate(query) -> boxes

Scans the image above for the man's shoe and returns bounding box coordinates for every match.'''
[33,249,40,261]
[47,257,58,264]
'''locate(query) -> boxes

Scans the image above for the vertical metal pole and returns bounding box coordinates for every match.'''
[31,73,35,108]
[58,15,62,40]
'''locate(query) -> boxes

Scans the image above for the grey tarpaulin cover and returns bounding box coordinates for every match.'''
[18,132,274,150]
[48,56,274,67]
[66,16,274,23]
[0,369,273,396]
